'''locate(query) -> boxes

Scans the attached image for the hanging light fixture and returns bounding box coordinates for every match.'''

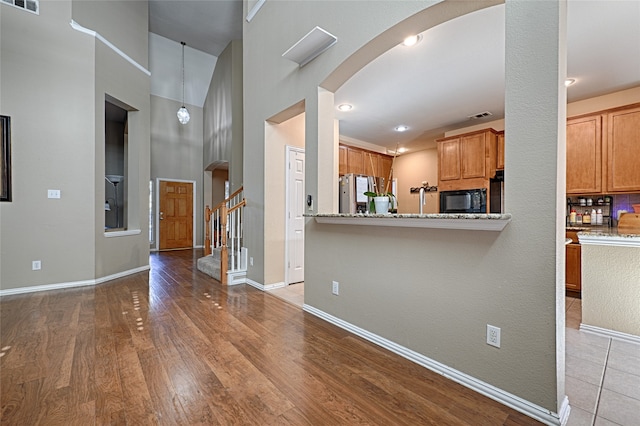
[177,41,190,124]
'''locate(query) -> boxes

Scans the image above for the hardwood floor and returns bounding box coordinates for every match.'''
[1,249,541,425]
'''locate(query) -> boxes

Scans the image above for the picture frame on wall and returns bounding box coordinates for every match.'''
[1,115,12,202]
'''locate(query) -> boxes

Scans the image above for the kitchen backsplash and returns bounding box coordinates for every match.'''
[567,193,640,227]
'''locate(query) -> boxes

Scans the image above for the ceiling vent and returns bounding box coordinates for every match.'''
[2,0,39,14]
[468,111,493,120]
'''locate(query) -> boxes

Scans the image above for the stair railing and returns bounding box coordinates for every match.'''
[204,187,245,284]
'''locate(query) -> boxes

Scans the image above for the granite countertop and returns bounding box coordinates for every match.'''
[306,213,512,231]
[573,226,640,247]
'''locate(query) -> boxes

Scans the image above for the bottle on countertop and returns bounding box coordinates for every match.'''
[576,212,582,224]
[583,209,591,225]
[596,208,603,225]
[569,209,577,225]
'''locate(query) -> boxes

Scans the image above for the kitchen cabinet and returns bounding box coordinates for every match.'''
[379,155,393,182]
[438,139,461,181]
[436,129,498,191]
[496,132,504,170]
[339,144,394,180]
[565,244,581,293]
[606,105,640,192]
[339,145,348,175]
[565,230,581,293]
[566,114,602,194]
[347,147,364,175]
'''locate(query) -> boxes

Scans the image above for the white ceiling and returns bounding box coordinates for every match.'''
[148,1,640,151]
[335,1,640,152]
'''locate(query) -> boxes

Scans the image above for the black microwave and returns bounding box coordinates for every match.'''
[440,188,487,213]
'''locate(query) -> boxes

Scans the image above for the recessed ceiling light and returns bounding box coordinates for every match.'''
[565,78,576,87]
[394,125,409,132]
[337,103,353,111]
[403,34,422,47]
[398,147,408,153]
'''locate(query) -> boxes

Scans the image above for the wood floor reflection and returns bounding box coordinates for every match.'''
[1,249,540,425]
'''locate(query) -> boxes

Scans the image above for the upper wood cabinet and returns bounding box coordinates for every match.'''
[436,129,497,190]
[606,105,640,192]
[339,145,348,175]
[379,155,393,182]
[347,147,364,175]
[438,139,461,181]
[566,114,602,194]
[339,144,394,179]
[496,132,505,170]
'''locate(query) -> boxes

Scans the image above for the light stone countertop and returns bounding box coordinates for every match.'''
[576,227,640,247]
[306,213,512,231]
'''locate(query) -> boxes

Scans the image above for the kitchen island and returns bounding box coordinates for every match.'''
[578,228,640,342]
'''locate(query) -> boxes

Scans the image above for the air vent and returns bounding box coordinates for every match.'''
[1,0,39,14]
[468,111,493,120]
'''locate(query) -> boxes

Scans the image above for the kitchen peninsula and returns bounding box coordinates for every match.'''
[308,212,511,231]
[578,228,640,342]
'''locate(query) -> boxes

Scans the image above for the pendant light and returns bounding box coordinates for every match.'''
[177,41,190,124]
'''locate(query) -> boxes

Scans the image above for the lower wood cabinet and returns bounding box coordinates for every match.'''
[565,243,581,293]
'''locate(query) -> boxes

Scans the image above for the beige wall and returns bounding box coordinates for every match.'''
[394,149,439,214]
[264,113,305,285]
[582,245,640,336]
[203,40,243,192]
[150,95,204,250]
[244,0,565,415]
[72,0,148,69]
[0,0,150,290]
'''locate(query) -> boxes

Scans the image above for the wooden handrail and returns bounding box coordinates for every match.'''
[227,186,244,202]
[227,199,246,214]
[203,186,245,284]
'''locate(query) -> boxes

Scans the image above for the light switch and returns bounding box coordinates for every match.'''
[48,189,61,199]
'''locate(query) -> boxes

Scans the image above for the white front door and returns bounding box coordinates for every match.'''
[286,147,305,284]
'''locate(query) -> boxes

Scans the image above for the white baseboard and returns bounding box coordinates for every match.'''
[303,304,564,426]
[0,265,151,296]
[227,270,247,286]
[244,279,285,291]
[580,323,640,345]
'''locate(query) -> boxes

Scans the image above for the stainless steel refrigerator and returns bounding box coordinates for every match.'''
[339,174,386,214]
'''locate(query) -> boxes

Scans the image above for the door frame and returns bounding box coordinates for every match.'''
[155,178,197,251]
[284,145,305,286]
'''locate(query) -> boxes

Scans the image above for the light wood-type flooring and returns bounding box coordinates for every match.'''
[1,249,541,425]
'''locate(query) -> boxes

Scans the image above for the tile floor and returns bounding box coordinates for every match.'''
[267,287,640,425]
[267,282,304,307]
[565,296,640,426]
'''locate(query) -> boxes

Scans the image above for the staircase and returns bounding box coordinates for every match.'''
[197,187,247,285]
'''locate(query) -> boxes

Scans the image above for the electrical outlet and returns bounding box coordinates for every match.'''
[332,280,339,295]
[32,260,42,270]
[47,189,61,199]
[487,324,501,348]
[250,257,254,266]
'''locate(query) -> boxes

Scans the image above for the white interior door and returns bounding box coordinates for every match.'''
[286,147,305,284]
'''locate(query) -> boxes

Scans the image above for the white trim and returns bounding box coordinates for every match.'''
[69,20,151,76]
[580,323,640,345]
[155,178,197,250]
[0,265,150,296]
[227,270,247,286]
[104,229,141,238]
[285,145,305,286]
[246,0,266,22]
[558,396,571,426]
[245,279,285,291]
[303,304,563,426]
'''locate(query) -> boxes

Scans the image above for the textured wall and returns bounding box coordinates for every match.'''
[582,245,640,336]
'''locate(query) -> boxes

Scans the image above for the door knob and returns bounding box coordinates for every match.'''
[160,211,164,220]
